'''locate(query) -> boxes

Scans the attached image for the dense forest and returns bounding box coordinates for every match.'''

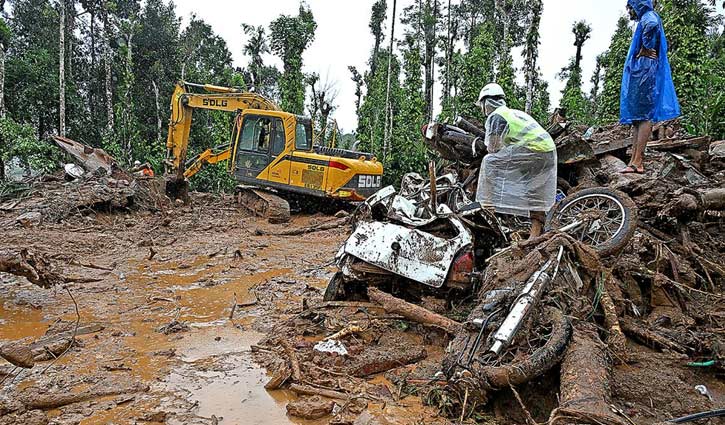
[0,0,723,189]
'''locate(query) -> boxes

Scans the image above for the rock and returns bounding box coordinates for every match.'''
[334,210,350,219]
[286,396,335,420]
[140,411,168,422]
[15,212,42,228]
[0,342,35,369]
[0,394,25,415]
[0,409,48,425]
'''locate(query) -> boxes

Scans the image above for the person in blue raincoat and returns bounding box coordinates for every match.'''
[620,0,680,174]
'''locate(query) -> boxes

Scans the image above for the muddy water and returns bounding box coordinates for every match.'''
[112,259,314,424]
[0,301,47,341]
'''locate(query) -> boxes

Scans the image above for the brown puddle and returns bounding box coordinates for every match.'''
[164,327,324,425]
[0,301,47,341]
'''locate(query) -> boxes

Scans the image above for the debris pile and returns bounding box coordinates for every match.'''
[257,120,724,424]
[0,137,168,226]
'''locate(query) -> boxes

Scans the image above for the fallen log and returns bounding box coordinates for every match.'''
[0,250,65,288]
[288,384,350,401]
[551,324,626,425]
[367,287,462,334]
[345,345,427,377]
[279,339,302,383]
[600,279,627,362]
[620,318,689,353]
[0,343,35,369]
[264,218,349,236]
[21,383,149,410]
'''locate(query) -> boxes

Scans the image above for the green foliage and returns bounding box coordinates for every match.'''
[496,50,524,111]
[389,34,428,186]
[597,16,632,123]
[269,5,317,115]
[357,49,402,167]
[0,17,11,46]
[0,117,58,174]
[560,66,589,123]
[449,26,496,122]
[559,21,593,123]
[658,0,717,136]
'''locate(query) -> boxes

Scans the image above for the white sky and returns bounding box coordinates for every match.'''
[173,0,720,132]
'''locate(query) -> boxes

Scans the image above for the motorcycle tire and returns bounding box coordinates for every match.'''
[323,272,346,302]
[546,187,638,257]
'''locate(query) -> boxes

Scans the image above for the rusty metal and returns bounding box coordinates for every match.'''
[51,136,119,176]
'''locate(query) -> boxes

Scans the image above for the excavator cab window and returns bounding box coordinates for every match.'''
[295,118,313,151]
[270,119,286,156]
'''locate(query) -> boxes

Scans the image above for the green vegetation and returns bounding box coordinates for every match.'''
[0,0,723,190]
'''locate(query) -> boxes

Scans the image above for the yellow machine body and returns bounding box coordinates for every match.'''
[165,82,383,201]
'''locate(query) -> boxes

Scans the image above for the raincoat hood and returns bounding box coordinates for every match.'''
[628,0,653,19]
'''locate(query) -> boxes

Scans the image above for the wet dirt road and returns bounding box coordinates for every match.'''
[0,200,361,424]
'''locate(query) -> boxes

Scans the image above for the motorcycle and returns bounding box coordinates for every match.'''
[323,119,638,303]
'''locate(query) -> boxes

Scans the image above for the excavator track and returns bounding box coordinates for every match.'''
[235,187,291,224]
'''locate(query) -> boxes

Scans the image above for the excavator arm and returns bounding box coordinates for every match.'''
[183,144,232,179]
[165,81,280,182]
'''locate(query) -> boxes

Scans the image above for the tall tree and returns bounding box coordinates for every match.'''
[382,0,397,158]
[58,0,66,137]
[269,4,317,115]
[589,54,603,118]
[523,0,542,115]
[369,0,387,78]
[349,66,363,116]
[596,16,632,123]
[559,21,592,122]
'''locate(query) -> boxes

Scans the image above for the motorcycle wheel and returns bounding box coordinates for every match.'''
[447,187,472,213]
[546,187,637,257]
[323,272,346,302]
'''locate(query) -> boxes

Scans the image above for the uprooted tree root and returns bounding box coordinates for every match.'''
[0,250,65,288]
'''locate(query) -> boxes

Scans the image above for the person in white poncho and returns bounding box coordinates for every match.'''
[474,83,558,239]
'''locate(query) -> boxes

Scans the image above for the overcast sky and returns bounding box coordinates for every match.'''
[173,0,721,133]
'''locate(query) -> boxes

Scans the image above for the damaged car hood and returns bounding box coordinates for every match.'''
[343,219,472,288]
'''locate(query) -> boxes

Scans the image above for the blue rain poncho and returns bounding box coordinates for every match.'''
[620,0,680,124]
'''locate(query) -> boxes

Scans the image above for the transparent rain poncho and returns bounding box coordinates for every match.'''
[476,101,558,217]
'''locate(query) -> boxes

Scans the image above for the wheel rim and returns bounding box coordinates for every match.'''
[553,194,626,248]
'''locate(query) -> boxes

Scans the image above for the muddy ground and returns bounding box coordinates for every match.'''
[0,193,722,425]
[0,194,445,424]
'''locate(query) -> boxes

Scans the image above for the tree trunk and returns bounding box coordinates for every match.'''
[152,80,162,144]
[423,0,437,122]
[443,0,452,106]
[103,6,114,133]
[89,6,96,126]
[524,0,542,115]
[382,0,397,160]
[0,41,5,119]
[59,0,66,137]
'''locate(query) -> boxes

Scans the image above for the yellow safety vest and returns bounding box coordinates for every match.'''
[495,106,556,153]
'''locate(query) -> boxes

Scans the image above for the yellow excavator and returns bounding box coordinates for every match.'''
[164,81,384,222]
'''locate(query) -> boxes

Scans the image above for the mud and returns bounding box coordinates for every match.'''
[1,188,723,424]
[0,194,368,424]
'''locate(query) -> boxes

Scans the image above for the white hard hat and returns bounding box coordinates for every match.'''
[477,83,506,106]
[134,160,141,166]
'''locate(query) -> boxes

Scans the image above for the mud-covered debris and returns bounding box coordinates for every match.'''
[15,212,42,228]
[0,249,65,288]
[345,345,427,377]
[50,136,121,178]
[0,342,35,369]
[286,396,335,420]
[0,409,48,425]
[157,320,189,335]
